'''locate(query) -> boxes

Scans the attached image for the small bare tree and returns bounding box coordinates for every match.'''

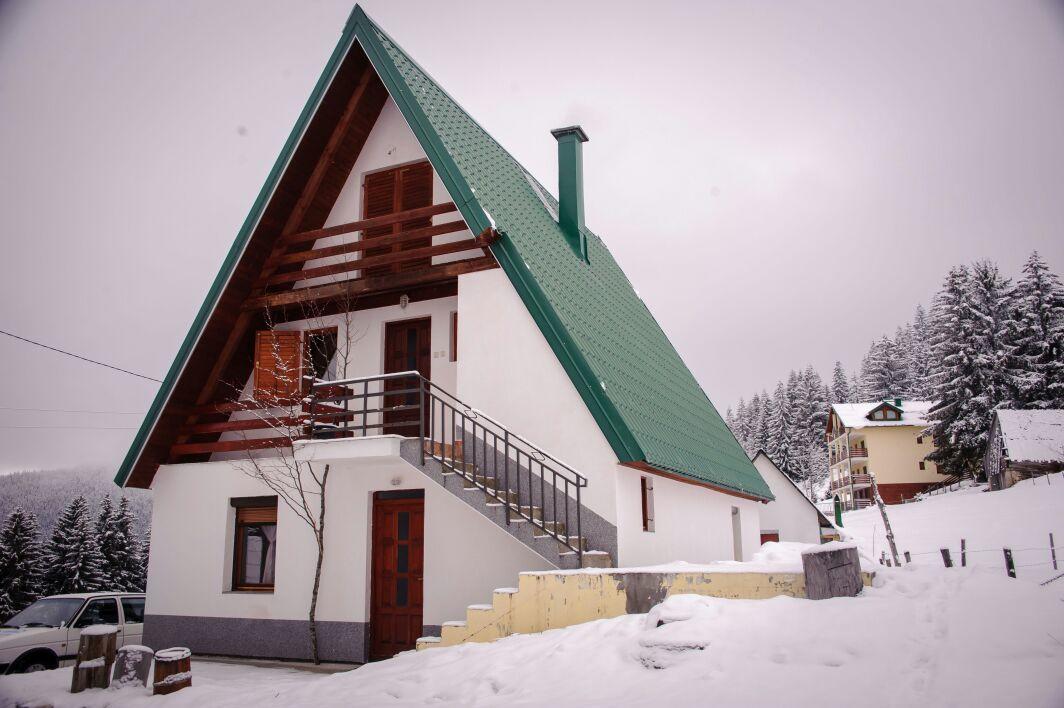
[230,281,363,664]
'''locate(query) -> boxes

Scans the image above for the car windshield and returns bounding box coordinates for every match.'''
[2,597,85,628]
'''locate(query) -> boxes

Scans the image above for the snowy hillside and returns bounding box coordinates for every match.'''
[841,473,1063,584]
[0,468,151,537]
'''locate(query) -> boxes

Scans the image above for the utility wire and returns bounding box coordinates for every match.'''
[0,425,139,430]
[0,406,145,415]
[0,329,161,383]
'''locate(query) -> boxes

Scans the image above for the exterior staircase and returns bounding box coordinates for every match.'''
[308,372,617,571]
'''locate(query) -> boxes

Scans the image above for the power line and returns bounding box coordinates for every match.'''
[0,425,139,430]
[0,329,161,383]
[0,406,145,415]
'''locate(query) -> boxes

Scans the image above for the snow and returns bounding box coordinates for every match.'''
[155,647,191,661]
[840,472,1064,585]
[4,567,1062,707]
[996,409,1064,463]
[831,400,935,428]
[80,624,119,636]
[77,657,106,669]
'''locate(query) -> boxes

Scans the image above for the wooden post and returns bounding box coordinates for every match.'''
[153,647,192,695]
[904,551,912,564]
[869,473,900,566]
[961,538,967,567]
[1051,533,1058,571]
[802,544,863,600]
[880,551,886,566]
[940,548,953,568]
[70,625,118,693]
[1004,548,1016,578]
[112,645,154,688]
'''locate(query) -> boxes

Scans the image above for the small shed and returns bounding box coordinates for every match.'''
[751,451,836,545]
[984,410,1064,490]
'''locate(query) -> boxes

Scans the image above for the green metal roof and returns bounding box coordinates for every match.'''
[116,5,771,501]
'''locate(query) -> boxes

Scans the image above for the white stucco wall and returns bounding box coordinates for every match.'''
[752,455,823,545]
[456,268,621,524]
[614,464,763,566]
[147,448,552,627]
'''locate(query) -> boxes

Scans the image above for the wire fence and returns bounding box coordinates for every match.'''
[877,532,1059,583]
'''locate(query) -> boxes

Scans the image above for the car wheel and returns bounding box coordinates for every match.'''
[12,652,57,674]
[22,661,50,673]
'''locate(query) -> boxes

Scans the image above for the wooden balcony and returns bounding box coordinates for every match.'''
[242,202,498,314]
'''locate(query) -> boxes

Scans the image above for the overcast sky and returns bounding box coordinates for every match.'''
[1,0,1062,474]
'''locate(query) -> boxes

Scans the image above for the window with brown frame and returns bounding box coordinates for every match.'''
[640,476,655,532]
[919,461,926,470]
[232,497,278,591]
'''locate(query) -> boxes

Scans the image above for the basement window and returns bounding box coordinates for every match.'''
[640,476,655,533]
[232,497,278,591]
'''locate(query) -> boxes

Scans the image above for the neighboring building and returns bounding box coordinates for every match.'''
[826,400,942,507]
[984,410,1064,490]
[751,451,835,544]
[114,6,773,663]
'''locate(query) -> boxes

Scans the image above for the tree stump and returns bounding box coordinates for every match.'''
[802,543,863,600]
[69,625,118,693]
[153,647,192,695]
[112,644,154,688]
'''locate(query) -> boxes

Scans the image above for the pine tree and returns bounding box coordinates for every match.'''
[0,507,43,619]
[927,266,986,476]
[1009,251,1064,408]
[43,496,105,595]
[768,378,795,476]
[753,390,771,453]
[908,304,935,399]
[967,260,1016,419]
[831,361,851,404]
[849,372,863,402]
[96,496,119,588]
[863,335,909,400]
[137,529,151,592]
[109,498,142,591]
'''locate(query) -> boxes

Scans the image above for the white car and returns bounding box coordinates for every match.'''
[0,592,145,674]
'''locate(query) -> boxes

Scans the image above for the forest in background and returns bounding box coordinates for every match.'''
[727,251,1063,497]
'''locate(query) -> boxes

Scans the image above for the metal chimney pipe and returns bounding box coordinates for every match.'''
[550,125,589,261]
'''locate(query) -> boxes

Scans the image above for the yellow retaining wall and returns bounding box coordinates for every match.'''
[419,568,875,650]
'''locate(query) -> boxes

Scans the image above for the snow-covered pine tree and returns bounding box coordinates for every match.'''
[863,335,909,400]
[43,496,105,595]
[831,361,850,404]
[967,260,1016,421]
[849,372,863,402]
[893,325,915,398]
[0,507,43,619]
[907,304,935,400]
[927,266,985,476]
[96,496,118,588]
[136,529,150,591]
[767,380,793,474]
[1009,251,1064,408]
[111,498,142,591]
[753,390,771,453]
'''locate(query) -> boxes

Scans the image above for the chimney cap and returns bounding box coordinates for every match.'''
[551,125,589,142]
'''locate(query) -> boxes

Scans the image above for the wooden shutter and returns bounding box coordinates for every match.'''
[362,161,434,277]
[236,506,277,524]
[253,330,303,401]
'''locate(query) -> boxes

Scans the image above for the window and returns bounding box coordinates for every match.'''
[232,497,278,591]
[640,476,655,532]
[254,330,304,401]
[121,597,145,624]
[919,461,926,471]
[74,598,119,628]
[449,311,458,362]
[917,436,924,444]
[304,327,339,382]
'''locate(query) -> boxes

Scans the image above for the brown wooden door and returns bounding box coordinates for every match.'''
[370,493,424,660]
[383,318,431,436]
[362,161,433,278]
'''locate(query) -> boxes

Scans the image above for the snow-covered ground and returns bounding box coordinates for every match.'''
[841,472,1063,585]
[3,477,1062,707]
[2,564,1062,707]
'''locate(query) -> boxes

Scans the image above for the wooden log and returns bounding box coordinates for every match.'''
[904,550,912,564]
[802,544,863,600]
[1051,532,1058,571]
[961,538,967,567]
[112,644,154,687]
[70,625,118,693]
[153,647,192,695]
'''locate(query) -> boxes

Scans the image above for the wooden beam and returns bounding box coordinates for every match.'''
[171,437,293,456]
[178,416,307,435]
[265,219,468,270]
[271,202,458,252]
[263,238,484,287]
[243,256,498,311]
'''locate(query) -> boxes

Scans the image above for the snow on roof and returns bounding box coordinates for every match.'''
[831,401,935,429]
[996,409,1064,463]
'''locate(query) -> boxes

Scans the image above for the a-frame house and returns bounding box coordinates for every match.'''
[118,5,772,662]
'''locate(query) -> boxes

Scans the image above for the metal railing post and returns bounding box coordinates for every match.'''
[418,375,425,466]
[504,431,511,525]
